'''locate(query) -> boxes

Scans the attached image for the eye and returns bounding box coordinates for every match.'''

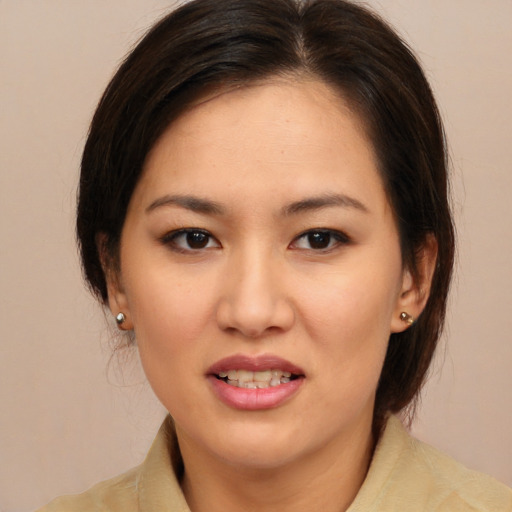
[291,229,350,251]
[162,229,220,252]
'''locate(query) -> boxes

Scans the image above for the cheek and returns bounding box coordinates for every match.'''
[297,261,401,342]
[294,255,402,393]
[127,269,218,416]
[124,264,219,376]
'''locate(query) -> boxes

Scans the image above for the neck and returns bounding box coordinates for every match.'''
[178,419,375,512]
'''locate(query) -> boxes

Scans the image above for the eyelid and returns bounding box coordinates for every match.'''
[290,228,351,251]
[160,228,221,252]
[159,227,350,253]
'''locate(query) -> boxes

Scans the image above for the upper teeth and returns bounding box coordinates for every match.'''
[218,369,293,388]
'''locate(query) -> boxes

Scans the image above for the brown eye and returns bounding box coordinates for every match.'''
[186,231,210,249]
[163,229,220,252]
[307,231,332,249]
[291,229,350,251]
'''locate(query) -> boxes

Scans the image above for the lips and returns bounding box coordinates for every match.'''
[207,354,305,410]
[208,354,304,375]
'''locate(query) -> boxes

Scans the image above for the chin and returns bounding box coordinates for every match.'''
[203,421,317,470]
[219,441,304,470]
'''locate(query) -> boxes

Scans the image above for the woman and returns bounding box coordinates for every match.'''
[39,0,511,510]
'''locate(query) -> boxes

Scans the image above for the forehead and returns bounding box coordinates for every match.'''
[153,78,370,158]
[135,79,388,215]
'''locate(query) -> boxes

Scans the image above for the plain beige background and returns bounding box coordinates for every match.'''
[1,1,511,511]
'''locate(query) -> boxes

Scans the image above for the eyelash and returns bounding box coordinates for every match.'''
[290,229,351,252]
[160,228,221,253]
[160,228,351,253]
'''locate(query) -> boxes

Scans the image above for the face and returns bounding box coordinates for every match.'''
[109,80,417,470]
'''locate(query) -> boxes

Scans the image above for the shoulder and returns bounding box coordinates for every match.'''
[353,416,512,512]
[36,465,140,512]
[408,434,512,511]
[36,416,188,512]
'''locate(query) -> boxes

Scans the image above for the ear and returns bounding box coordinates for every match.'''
[391,234,438,333]
[96,233,133,330]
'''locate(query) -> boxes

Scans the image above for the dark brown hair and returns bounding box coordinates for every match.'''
[77,0,455,428]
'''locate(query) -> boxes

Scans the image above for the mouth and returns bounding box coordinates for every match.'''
[208,354,305,383]
[207,354,305,409]
[214,369,301,389]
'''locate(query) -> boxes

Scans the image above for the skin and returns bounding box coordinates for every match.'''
[106,79,433,512]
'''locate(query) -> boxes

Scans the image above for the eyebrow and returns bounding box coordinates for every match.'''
[145,194,225,215]
[145,192,368,217]
[282,193,369,216]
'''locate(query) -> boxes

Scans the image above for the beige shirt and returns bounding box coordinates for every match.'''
[38,416,512,511]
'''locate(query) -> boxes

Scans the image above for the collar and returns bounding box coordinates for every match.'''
[136,415,408,512]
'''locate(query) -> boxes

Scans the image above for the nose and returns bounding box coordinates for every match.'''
[215,249,295,338]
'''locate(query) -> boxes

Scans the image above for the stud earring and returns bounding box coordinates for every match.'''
[400,312,415,325]
[115,312,126,326]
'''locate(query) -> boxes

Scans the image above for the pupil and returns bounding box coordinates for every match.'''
[187,231,208,249]
[308,232,330,249]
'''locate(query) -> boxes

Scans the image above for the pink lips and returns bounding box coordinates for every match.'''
[207,354,305,411]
